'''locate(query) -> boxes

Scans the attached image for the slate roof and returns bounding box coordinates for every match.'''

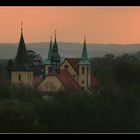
[12,29,32,71]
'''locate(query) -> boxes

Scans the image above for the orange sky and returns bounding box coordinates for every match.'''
[0,6,140,44]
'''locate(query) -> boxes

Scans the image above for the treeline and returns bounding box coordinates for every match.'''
[0,51,140,132]
[0,83,140,133]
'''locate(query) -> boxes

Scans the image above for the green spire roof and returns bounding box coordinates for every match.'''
[79,37,90,65]
[43,36,53,65]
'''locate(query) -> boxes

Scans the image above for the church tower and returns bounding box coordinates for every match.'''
[43,36,53,75]
[51,31,61,73]
[11,23,33,87]
[78,37,91,90]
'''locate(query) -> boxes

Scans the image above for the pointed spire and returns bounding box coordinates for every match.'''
[51,30,60,73]
[15,22,28,66]
[54,30,56,42]
[84,35,86,46]
[43,36,53,65]
[53,29,59,53]
[79,36,90,65]
[48,36,53,59]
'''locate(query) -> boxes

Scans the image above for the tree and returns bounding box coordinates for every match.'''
[104,53,115,60]
[5,59,13,79]
[27,50,43,76]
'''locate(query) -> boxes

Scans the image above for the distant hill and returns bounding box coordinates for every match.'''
[0,42,140,59]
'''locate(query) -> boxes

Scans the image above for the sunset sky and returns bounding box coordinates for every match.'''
[0,6,140,44]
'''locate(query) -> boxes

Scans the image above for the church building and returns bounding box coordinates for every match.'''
[37,32,100,93]
[11,27,100,93]
[11,25,33,87]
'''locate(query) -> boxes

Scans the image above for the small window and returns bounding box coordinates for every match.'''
[48,67,51,73]
[18,74,21,81]
[82,80,85,84]
[82,67,85,74]
[73,74,76,78]
[64,65,68,69]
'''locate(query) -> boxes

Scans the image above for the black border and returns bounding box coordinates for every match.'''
[0,0,140,6]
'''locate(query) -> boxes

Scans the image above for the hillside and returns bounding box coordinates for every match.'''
[0,42,140,59]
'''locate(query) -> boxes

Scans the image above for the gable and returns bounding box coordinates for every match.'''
[60,59,78,82]
[37,75,64,92]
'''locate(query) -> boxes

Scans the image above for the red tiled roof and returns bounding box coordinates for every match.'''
[59,70,82,92]
[67,58,80,74]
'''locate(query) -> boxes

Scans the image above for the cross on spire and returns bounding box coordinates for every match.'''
[21,21,23,32]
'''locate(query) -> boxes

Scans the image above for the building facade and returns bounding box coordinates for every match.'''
[11,27,33,87]
[11,28,99,93]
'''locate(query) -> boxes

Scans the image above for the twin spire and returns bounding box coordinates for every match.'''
[43,30,59,65]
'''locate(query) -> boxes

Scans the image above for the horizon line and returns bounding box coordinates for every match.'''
[0,41,140,45]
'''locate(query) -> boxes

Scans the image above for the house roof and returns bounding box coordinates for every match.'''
[11,64,32,71]
[59,70,82,92]
[66,58,80,74]
[36,69,82,92]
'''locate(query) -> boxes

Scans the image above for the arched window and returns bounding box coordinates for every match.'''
[18,74,21,81]
[82,67,85,74]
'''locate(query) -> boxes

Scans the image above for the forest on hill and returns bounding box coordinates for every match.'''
[1,51,140,133]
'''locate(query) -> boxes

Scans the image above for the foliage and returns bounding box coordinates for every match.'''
[27,50,43,76]
[0,52,140,133]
